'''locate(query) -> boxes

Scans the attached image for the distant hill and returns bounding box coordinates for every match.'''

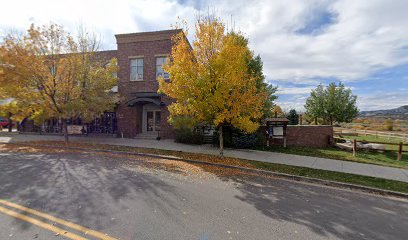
[359,105,408,119]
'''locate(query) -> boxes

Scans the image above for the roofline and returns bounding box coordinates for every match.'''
[96,50,117,53]
[115,29,182,38]
[115,29,184,44]
[93,50,117,54]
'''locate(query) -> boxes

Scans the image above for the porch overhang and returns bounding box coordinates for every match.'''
[127,97,164,107]
[131,92,161,98]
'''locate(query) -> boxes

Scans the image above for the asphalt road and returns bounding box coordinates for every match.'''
[0,146,407,240]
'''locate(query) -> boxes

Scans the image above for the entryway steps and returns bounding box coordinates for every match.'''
[202,135,213,144]
[135,132,158,140]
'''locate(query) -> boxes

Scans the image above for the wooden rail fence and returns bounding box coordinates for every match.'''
[334,137,407,160]
[334,128,408,141]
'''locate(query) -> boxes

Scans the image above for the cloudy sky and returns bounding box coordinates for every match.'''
[1,0,407,111]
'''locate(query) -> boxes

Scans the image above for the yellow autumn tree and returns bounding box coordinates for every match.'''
[272,105,284,117]
[0,100,30,132]
[0,52,24,132]
[0,24,118,142]
[159,17,267,156]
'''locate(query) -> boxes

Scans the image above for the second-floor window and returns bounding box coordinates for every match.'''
[156,57,169,80]
[130,58,143,81]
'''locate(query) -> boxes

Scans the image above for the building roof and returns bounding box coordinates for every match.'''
[115,29,183,44]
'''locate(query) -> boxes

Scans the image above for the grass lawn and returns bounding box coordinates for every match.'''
[249,161,408,194]
[5,141,408,194]
[254,145,408,169]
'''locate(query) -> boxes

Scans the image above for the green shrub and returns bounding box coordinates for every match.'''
[256,131,266,146]
[213,125,260,149]
[231,133,258,148]
[175,128,203,145]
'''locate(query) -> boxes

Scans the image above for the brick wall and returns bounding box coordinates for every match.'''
[286,126,333,147]
[93,50,118,64]
[116,104,140,138]
[260,125,333,147]
[160,96,174,139]
[116,39,172,96]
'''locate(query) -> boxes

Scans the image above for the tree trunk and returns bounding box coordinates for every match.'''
[314,117,317,125]
[7,112,12,132]
[218,125,224,157]
[63,119,69,144]
[329,116,333,126]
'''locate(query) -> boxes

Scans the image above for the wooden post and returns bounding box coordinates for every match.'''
[265,129,269,147]
[397,142,403,161]
[353,139,357,157]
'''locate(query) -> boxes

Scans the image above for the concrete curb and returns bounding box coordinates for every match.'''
[3,142,408,199]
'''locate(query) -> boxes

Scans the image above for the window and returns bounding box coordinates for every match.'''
[156,57,169,80]
[130,58,143,81]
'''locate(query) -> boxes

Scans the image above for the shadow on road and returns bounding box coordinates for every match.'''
[0,145,407,240]
[209,170,407,240]
[0,148,181,232]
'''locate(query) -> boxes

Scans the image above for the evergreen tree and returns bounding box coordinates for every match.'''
[287,109,299,125]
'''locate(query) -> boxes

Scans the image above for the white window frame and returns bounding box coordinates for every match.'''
[156,57,169,80]
[130,58,144,81]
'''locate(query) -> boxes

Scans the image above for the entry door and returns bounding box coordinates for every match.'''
[146,110,161,132]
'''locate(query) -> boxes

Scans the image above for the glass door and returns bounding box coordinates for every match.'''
[146,111,154,131]
[146,110,161,132]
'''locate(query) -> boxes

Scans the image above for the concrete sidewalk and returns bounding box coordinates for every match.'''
[1,132,408,183]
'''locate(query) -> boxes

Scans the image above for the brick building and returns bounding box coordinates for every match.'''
[113,29,181,139]
[18,29,182,139]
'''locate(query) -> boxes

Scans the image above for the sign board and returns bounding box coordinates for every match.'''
[265,118,289,147]
[273,126,284,136]
[67,125,84,135]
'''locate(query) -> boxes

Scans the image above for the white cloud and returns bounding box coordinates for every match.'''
[2,0,407,77]
[276,95,308,112]
[242,0,408,81]
[278,86,314,95]
[357,91,408,111]
[0,0,198,49]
